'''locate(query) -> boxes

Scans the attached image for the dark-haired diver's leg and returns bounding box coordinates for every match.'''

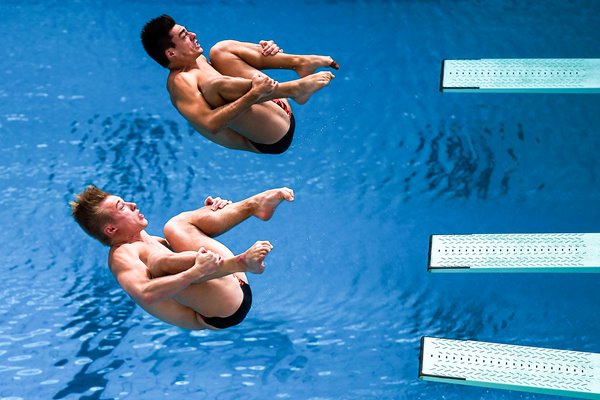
[209,40,338,80]
[201,73,335,108]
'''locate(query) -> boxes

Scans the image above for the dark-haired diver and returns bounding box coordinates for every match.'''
[141,14,338,154]
[71,186,294,330]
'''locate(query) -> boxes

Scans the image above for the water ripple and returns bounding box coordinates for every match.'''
[69,112,192,208]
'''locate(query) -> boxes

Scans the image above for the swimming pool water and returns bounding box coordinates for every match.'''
[0,1,599,399]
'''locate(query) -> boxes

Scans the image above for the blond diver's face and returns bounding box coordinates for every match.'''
[99,195,148,241]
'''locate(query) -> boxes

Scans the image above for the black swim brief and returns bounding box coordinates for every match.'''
[249,99,295,155]
[199,275,252,329]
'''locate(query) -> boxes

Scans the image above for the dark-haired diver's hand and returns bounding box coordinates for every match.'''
[260,40,282,56]
[204,196,232,211]
[250,74,278,102]
[193,247,224,277]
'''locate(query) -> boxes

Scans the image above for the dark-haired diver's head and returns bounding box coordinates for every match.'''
[141,14,203,69]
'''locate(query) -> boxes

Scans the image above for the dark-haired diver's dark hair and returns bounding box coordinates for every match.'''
[141,14,177,68]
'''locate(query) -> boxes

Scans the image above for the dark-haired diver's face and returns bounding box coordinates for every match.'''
[166,24,203,67]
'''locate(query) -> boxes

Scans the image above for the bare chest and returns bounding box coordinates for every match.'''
[137,238,172,265]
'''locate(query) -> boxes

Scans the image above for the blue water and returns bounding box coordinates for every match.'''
[1,1,599,399]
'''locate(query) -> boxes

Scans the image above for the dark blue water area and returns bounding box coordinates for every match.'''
[0,1,599,399]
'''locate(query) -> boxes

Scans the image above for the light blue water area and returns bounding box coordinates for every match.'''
[0,1,599,399]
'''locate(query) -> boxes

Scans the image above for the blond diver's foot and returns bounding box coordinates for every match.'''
[240,241,273,274]
[254,187,294,221]
[292,72,335,105]
[295,56,339,78]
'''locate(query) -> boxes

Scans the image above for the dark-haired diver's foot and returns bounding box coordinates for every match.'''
[292,71,335,104]
[238,241,273,274]
[296,56,339,78]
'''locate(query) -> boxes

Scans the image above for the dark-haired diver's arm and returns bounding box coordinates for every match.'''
[170,73,275,135]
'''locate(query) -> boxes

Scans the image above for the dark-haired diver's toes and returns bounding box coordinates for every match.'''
[330,60,340,70]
